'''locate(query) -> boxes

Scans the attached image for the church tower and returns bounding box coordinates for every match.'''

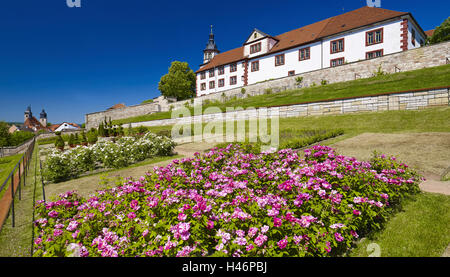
[203,25,220,64]
[40,109,47,127]
[24,105,32,122]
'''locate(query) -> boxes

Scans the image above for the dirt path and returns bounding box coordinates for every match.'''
[44,141,217,199]
[331,132,450,195]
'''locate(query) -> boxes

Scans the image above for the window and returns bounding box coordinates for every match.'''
[366,28,383,46]
[250,42,262,54]
[275,54,285,66]
[230,63,237,72]
[218,78,225,87]
[366,49,383,60]
[330,38,344,54]
[209,69,214,77]
[288,70,295,76]
[330,57,345,67]
[299,47,310,61]
[209,81,215,89]
[251,61,259,72]
[230,76,237,85]
[200,83,206,91]
[200,72,206,80]
[411,29,416,46]
[218,66,224,75]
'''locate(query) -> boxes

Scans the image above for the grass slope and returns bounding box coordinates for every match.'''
[114,64,450,125]
[349,192,450,257]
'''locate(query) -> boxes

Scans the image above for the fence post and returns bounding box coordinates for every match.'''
[10,173,15,228]
[40,161,46,203]
[18,162,21,201]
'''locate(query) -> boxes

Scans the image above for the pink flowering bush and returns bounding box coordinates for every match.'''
[33,144,421,257]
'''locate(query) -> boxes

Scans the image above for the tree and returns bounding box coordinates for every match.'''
[0,121,11,147]
[54,134,65,151]
[428,17,450,45]
[158,61,196,101]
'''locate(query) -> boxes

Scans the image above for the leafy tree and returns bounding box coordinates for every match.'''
[68,134,75,147]
[158,61,196,101]
[428,17,450,45]
[80,131,88,145]
[87,130,98,145]
[0,121,11,147]
[54,134,65,150]
[98,122,105,137]
[9,131,35,146]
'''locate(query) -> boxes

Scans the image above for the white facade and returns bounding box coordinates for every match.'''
[197,60,246,97]
[54,123,80,132]
[197,13,426,96]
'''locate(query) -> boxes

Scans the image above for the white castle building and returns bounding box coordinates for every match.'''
[195,6,427,97]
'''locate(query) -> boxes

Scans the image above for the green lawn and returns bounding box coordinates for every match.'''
[0,146,40,257]
[144,106,450,145]
[113,64,450,125]
[0,153,23,200]
[349,192,450,257]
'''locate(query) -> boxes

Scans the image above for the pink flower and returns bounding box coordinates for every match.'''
[261,225,269,234]
[48,210,59,218]
[350,230,359,238]
[130,200,140,211]
[127,212,136,219]
[233,237,247,246]
[66,220,79,231]
[53,229,63,237]
[206,220,214,230]
[236,230,245,237]
[248,227,258,238]
[246,244,254,252]
[324,241,331,253]
[277,237,288,249]
[254,234,268,247]
[273,217,282,227]
[334,232,344,242]
[353,210,361,216]
[178,212,187,221]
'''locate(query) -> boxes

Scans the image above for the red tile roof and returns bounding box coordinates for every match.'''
[107,103,126,110]
[425,29,435,37]
[197,6,409,72]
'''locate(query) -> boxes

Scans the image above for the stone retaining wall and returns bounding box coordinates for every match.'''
[86,41,450,129]
[123,87,449,128]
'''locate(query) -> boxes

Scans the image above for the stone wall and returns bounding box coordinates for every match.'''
[85,96,175,129]
[0,130,83,158]
[0,138,34,158]
[85,41,450,129]
[123,87,449,128]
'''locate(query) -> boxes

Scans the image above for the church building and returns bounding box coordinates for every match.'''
[195,6,427,97]
[22,106,49,132]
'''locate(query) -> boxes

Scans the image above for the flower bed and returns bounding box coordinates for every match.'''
[33,144,421,257]
[42,133,175,183]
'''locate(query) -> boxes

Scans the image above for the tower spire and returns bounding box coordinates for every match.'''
[203,25,220,64]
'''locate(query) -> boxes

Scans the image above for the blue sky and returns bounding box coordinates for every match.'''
[0,0,448,124]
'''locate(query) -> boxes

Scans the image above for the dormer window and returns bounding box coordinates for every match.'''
[250,42,262,54]
[254,33,258,39]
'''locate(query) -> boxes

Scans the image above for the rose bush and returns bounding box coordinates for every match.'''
[33,144,421,257]
[43,132,175,183]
